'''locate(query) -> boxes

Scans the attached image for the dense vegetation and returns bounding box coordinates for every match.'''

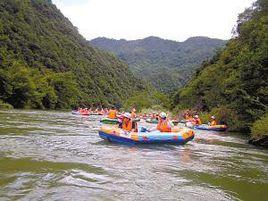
[90,36,225,92]
[123,90,171,112]
[251,112,268,138]
[0,0,146,109]
[173,0,268,134]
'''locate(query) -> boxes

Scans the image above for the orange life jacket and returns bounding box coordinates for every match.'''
[210,120,217,126]
[157,119,172,132]
[157,119,162,131]
[108,109,117,119]
[122,119,133,131]
[185,114,191,120]
[194,118,202,125]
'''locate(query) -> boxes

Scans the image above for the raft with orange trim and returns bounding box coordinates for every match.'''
[99,125,194,145]
[194,124,227,131]
[90,113,103,115]
[100,117,119,124]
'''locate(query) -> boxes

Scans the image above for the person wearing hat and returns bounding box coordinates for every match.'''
[157,112,173,132]
[192,115,202,125]
[184,110,192,121]
[120,112,137,132]
[131,107,137,118]
[209,116,217,126]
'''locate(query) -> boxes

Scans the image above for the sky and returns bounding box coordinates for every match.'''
[53,0,255,42]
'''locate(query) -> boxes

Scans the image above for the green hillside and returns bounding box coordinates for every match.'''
[90,36,226,92]
[0,0,146,109]
[173,0,268,133]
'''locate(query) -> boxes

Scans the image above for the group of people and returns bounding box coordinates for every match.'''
[184,111,217,126]
[106,107,175,133]
[77,107,109,115]
[107,107,138,132]
[104,107,218,133]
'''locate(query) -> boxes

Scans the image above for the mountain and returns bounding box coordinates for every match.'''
[172,0,268,133]
[0,0,146,109]
[90,36,226,92]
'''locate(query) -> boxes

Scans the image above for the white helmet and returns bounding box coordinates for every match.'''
[160,112,167,118]
[123,112,131,119]
[194,115,199,118]
[211,116,215,119]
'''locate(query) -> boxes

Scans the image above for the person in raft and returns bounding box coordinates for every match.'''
[119,112,137,132]
[108,107,117,119]
[209,116,217,126]
[157,112,174,132]
[184,110,192,121]
[192,115,202,125]
[131,107,137,118]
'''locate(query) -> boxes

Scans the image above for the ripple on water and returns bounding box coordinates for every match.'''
[0,110,268,201]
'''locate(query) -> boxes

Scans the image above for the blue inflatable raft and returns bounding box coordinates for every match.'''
[194,124,227,131]
[99,125,194,145]
[186,122,227,132]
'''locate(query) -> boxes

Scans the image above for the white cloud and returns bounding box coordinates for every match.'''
[53,0,255,41]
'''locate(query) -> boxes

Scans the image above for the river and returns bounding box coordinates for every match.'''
[0,110,267,201]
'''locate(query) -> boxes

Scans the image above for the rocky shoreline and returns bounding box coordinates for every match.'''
[249,136,268,148]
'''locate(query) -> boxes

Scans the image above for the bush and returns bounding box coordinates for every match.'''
[123,91,170,112]
[0,100,13,109]
[141,105,167,114]
[198,106,244,131]
[251,113,268,138]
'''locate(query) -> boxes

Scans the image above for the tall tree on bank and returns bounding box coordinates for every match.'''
[173,0,268,132]
[0,0,146,109]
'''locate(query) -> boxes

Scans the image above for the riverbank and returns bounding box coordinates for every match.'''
[249,136,268,148]
[249,113,268,148]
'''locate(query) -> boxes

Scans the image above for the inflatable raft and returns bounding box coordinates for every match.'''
[100,117,119,124]
[99,125,194,145]
[194,124,227,132]
[71,110,89,115]
[90,113,103,116]
[145,118,159,124]
[71,110,80,115]
[186,122,227,132]
[171,120,179,125]
[146,119,179,125]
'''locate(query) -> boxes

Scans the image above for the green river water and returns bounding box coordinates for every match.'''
[0,110,267,201]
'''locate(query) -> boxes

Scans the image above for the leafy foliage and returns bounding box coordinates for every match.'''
[173,0,268,132]
[123,91,171,112]
[0,0,146,109]
[0,100,13,109]
[251,112,268,138]
[90,36,226,92]
[198,107,244,131]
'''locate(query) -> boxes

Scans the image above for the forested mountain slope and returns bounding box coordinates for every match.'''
[173,0,268,132]
[0,0,145,109]
[90,36,225,92]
